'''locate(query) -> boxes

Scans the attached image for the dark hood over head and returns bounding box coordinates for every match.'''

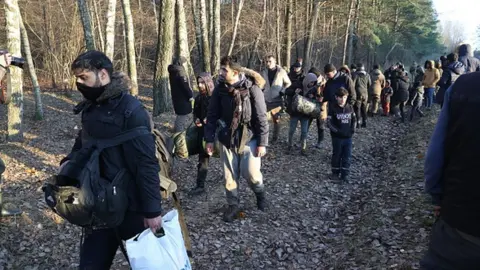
[458,44,473,57]
[197,72,215,95]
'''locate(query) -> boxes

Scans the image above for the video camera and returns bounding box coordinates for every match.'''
[0,49,25,69]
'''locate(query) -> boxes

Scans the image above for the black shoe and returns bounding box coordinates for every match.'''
[223,205,240,222]
[0,205,22,217]
[361,122,367,128]
[301,149,308,156]
[256,192,267,211]
[188,186,205,196]
[330,173,340,181]
[341,174,349,183]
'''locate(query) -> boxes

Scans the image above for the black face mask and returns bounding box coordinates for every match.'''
[76,82,107,102]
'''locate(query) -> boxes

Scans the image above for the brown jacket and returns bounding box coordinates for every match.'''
[369,69,386,97]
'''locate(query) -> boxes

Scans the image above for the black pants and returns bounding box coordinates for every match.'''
[420,218,480,270]
[196,152,210,187]
[331,137,352,177]
[79,212,145,269]
[0,157,4,182]
[355,100,368,125]
[308,118,325,144]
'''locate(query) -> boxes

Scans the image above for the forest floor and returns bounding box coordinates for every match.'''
[0,86,437,270]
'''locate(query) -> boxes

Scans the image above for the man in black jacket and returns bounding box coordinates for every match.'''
[0,50,22,217]
[168,57,194,132]
[353,63,371,128]
[205,56,269,222]
[422,72,480,269]
[323,64,356,106]
[62,51,162,269]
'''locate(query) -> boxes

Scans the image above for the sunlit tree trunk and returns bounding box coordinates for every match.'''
[105,0,117,59]
[121,0,139,96]
[77,0,96,50]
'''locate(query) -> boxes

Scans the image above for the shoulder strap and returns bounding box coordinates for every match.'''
[96,126,151,149]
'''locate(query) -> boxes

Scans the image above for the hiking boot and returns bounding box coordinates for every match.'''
[223,205,240,222]
[330,173,340,181]
[301,149,308,156]
[361,121,367,128]
[255,192,267,211]
[314,142,322,149]
[188,186,205,196]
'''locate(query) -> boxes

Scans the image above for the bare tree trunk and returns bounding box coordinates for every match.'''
[275,0,281,66]
[294,0,300,58]
[19,15,43,120]
[283,0,293,67]
[152,0,159,35]
[153,0,175,115]
[199,0,211,72]
[227,0,244,56]
[192,0,203,59]
[304,0,321,72]
[176,0,195,90]
[208,0,213,52]
[92,0,105,52]
[348,0,359,65]
[211,0,221,74]
[77,0,96,50]
[121,0,139,96]
[247,0,267,68]
[105,0,117,59]
[5,0,23,142]
[342,0,355,65]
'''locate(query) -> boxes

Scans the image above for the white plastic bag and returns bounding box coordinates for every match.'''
[126,210,192,270]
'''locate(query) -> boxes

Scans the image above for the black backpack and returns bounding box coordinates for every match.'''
[43,126,151,228]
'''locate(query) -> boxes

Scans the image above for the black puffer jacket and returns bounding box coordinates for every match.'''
[63,73,162,218]
[168,63,193,115]
[391,70,410,104]
[205,72,269,148]
[193,72,215,124]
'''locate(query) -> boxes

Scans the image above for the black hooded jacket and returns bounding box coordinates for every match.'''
[205,72,269,148]
[391,70,410,104]
[63,73,162,218]
[458,44,480,73]
[168,63,193,115]
[194,72,215,124]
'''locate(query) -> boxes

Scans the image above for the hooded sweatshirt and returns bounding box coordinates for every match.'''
[168,63,193,115]
[458,44,480,73]
[194,72,215,124]
[422,60,441,88]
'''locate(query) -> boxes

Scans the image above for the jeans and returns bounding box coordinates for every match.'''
[288,116,310,149]
[331,137,352,177]
[221,140,264,206]
[79,212,145,269]
[425,87,435,109]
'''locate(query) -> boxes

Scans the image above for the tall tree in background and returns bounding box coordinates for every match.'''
[191,0,203,59]
[247,0,267,68]
[176,0,195,88]
[153,0,175,115]
[211,0,221,74]
[303,0,322,71]
[275,0,282,66]
[343,0,355,65]
[105,0,117,60]
[227,0,244,56]
[19,15,43,120]
[121,0,139,96]
[77,0,95,50]
[5,0,23,142]
[199,0,211,72]
[283,0,293,67]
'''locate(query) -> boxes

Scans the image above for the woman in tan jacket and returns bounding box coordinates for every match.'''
[422,60,440,109]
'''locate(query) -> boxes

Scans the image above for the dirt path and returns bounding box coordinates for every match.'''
[0,89,437,270]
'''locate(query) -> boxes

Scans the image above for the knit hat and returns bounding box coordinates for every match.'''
[324,64,336,73]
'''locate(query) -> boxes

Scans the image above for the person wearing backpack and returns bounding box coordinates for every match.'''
[204,56,268,223]
[59,51,163,269]
[189,72,215,196]
[0,51,22,217]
